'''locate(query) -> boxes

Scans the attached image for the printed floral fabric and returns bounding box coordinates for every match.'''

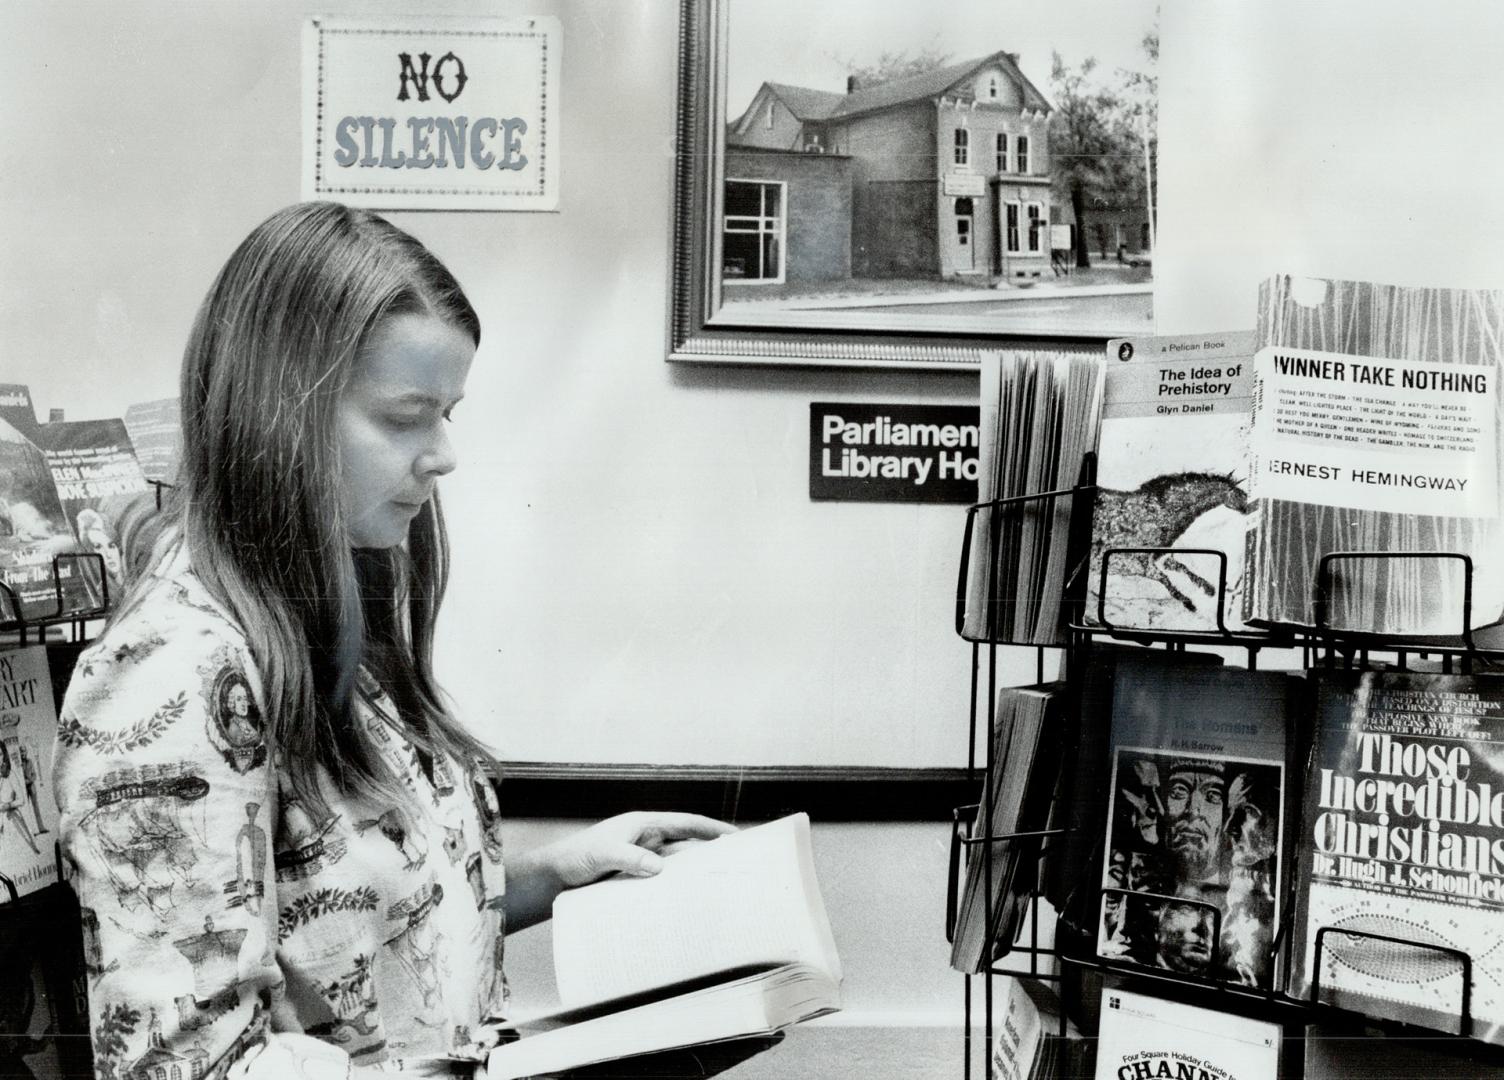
[53,555,508,1080]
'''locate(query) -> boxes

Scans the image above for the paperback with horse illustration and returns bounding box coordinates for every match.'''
[1087,332,1256,633]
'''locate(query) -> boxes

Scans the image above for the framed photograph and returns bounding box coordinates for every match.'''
[669,0,1160,369]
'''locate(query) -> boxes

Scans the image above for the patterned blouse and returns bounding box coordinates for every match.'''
[53,552,509,1080]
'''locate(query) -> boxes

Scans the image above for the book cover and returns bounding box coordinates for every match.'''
[0,645,60,900]
[122,396,181,487]
[990,977,1043,1080]
[1291,671,1504,1044]
[1097,662,1295,989]
[0,385,40,440]
[31,418,152,613]
[0,418,77,623]
[1243,275,1504,637]
[1087,332,1255,632]
[1095,987,1280,1080]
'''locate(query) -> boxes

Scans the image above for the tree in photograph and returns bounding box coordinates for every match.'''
[1050,31,1157,269]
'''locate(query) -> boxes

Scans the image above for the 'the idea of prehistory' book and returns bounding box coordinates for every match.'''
[1095,986,1280,1080]
[0,644,61,900]
[486,814,840,1080]
[1243,275,1504,639]
[1097,660,1297,989]
[1291,671,1504,1044]
[1088,332,1255,633]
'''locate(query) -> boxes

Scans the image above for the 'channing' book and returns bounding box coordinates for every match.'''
[1243,275,1504,638]
[1291,671,1504,1044]
[1097,660,1297,989]
[1088,332,1255,632]
[1094,987,1280,1080]
[486,814,840,1079]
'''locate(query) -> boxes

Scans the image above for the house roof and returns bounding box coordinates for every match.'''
[764,51,1052,124]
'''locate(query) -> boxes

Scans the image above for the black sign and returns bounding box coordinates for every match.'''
[809,402,980,503]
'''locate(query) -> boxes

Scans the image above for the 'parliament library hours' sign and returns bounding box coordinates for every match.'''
[302,15,560,211]
[809,403,980,503]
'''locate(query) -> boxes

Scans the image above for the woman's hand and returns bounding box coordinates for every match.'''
[502,812,736,932]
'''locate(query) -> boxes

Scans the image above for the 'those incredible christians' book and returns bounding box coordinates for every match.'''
[1291,671,1504,1043]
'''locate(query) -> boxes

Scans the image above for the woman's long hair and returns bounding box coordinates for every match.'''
[123,201,495,817]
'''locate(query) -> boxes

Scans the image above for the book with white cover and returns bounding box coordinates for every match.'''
[1095,987,1279,1080]
[486,813,841,1080]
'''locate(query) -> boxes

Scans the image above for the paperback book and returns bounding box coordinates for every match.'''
[990,976,1044,1080]
[0,644,61,900]
[951,683,1065,974]
[1243,274,1504,638]
[1291,671,1504,1044]
[1097,661,1297,989]
[1094,987,1280,1080]
[31,419,152,613]
[962,350,1103,646]
[487,813,840,1080]
[0,418,77,623]
[122,396,182,487]
[1087,332,1255,632]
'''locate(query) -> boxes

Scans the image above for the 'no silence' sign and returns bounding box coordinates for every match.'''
[809,403,980,503]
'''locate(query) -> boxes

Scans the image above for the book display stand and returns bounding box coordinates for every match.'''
[950,476,1504,1077]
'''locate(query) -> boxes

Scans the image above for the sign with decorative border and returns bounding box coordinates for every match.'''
[302,15,560,211]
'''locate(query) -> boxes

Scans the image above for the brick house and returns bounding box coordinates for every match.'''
[725,51,1057,285]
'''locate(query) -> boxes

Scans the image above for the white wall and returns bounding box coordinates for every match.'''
[0,0,1016,769]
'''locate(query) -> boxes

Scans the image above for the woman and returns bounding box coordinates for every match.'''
[53,202,729,1080]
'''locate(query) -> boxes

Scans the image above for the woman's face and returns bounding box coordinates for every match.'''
[336,313,476,549]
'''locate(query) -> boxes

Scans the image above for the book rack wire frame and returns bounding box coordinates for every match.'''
[949,492,1504,1075]
[0,551,110,644]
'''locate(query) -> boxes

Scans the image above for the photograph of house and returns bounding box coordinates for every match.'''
[717,0,1158,334]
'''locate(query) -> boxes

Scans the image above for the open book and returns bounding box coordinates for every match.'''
[486,813,842,1080]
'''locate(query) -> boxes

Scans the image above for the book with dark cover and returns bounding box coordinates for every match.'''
[0,418,76,623]
[1096,663,1297,989]
[1094,987,1280,1080]
[1243,275,1504,638]
[1291,671,1504,1044]
[31,419,152,613]
[951,683,1064,974]
[1045,647,1223,934]
[1087,332,1255,632]
[0,385,40,440]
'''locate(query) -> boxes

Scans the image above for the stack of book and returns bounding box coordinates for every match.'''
[962,350,1103,645]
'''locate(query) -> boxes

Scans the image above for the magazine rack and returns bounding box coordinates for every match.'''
[950,496,1504,1076]
[0,551,110,642]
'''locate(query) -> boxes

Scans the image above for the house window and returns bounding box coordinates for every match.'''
[954,128,969,166]
[988,76,999,100]
[764,101,774,130]
[1005,203,1020,254]
[1016,134,1030,174]
[996,133,1009,174]
[1005,201,1045,255]
[722,179,785,283]
[1026,202,1044,253]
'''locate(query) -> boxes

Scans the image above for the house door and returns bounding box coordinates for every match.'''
[954,197,975,272]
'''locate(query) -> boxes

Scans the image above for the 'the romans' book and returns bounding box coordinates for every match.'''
[1243,274,1504,638]
[0,644,61,900]
[1094,987,1280,1080]
[1291,671,1504,1044]
[1097,661,1297,989]
[1087,332,1255,633]
[486,813,841,1080]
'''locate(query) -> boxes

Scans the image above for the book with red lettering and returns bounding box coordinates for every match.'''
[1290,671,1504,1045]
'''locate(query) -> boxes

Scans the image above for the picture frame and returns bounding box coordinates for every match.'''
[668,0,1159,370]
